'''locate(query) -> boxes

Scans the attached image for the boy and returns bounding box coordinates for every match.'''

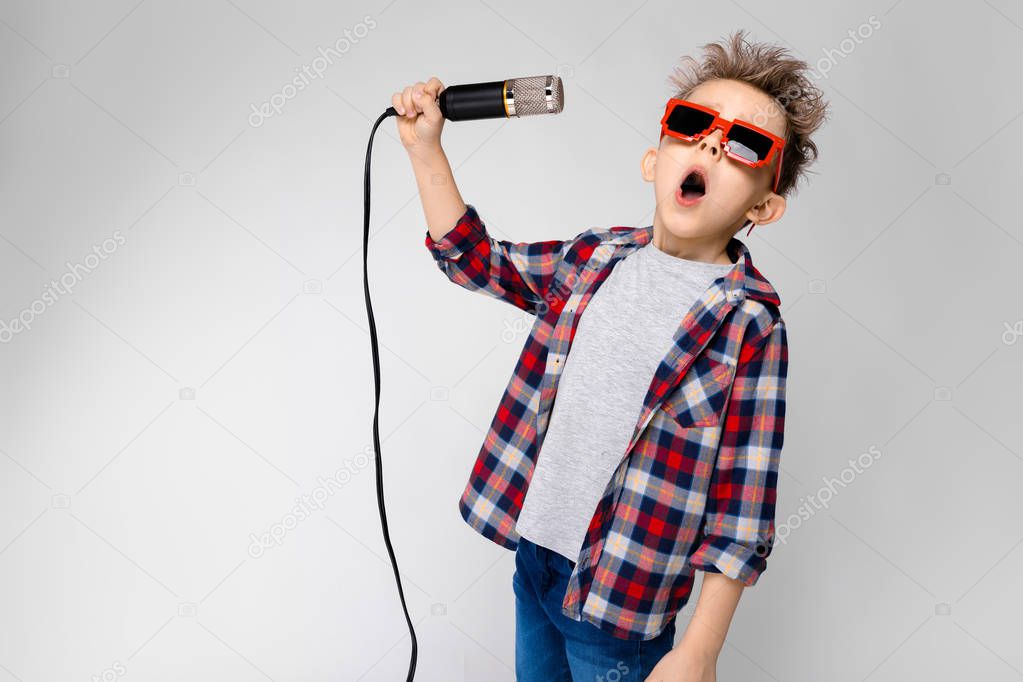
[394,30,828,681]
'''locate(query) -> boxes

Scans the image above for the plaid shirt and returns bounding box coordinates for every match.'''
[424,203,788,641]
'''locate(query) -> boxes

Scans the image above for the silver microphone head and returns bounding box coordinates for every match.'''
[505,75,564,117]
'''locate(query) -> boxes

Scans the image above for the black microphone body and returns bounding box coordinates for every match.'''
[437,75,564,121]
[439,80,507,120]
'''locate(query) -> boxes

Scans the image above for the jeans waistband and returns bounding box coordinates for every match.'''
[520,536,576,570]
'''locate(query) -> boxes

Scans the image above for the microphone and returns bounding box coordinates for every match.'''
[437,75,564,121]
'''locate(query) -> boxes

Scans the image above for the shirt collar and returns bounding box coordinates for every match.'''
[605,225,781,308]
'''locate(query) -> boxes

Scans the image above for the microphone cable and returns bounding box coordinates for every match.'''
[362,105,419,681]
[360,77,562,679]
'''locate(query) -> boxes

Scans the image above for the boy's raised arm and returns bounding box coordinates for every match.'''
[423,203,576,315]
[392,77,467,239]
[395,77,578,315]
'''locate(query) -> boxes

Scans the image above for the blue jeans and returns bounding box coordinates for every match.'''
[513,535,677,681]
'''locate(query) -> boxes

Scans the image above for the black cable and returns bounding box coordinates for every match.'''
[362,105,418,681]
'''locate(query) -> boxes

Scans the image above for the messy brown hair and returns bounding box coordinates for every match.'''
[667,29,829,199]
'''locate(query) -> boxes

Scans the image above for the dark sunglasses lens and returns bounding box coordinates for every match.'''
[666,104,715,137]
[726,125,775,164]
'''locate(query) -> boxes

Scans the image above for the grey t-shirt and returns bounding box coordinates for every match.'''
[514,238,735,564]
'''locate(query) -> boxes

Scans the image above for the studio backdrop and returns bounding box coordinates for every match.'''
[0,1,1019,680]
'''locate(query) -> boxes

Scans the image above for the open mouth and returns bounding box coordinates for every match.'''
[679,167,707,201]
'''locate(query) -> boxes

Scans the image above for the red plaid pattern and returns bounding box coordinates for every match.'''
[424,203,788,641]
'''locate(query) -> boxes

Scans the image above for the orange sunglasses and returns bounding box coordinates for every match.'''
[659,98,786,193]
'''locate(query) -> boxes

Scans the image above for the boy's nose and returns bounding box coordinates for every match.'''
[698,131,723,157]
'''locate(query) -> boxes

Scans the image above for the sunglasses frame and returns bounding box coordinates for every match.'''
[659,98,786,193]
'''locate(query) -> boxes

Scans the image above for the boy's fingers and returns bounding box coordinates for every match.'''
[419,78,443,121]
[393,79,443,121]
[412,81,427,112]
[420,90,441,121]
[424,77,444,97]
[402,86,415,118]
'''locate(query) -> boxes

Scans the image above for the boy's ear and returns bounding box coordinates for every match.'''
[641,147,657,182]
[746,192,787,226]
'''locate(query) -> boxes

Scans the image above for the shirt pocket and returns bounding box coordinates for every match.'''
[662,356,736,428]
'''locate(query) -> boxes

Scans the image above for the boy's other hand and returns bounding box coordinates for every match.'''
[644,643,716,682]
[392,77,446,154]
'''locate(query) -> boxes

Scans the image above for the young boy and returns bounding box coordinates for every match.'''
[394,30,828,681]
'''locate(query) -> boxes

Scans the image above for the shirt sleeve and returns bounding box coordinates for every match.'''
[424,203,578,315]
[688,317,788,586]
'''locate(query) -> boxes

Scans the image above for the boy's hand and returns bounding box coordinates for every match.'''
[644,644,717,682]
[391,77,446,154]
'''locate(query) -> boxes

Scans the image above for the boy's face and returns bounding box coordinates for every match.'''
[641,78,788,254]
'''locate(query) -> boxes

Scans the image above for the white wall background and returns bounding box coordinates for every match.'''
[1,0,1021,680]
